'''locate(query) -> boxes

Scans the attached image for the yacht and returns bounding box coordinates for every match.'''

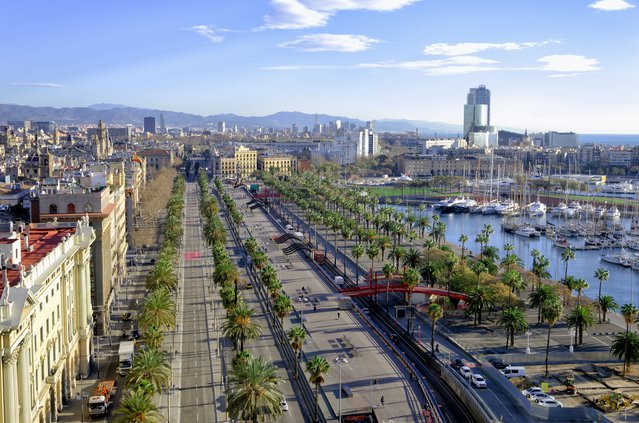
[601,252,632,267]
[527,201,547,217]
[433,198,451,209]
[594,206,606,218]
[551,203,567,217]
[440,196,467,213]
[482,202,499,215]
[453,198,478,213]
[627,240,639,251]
[495,200,517,215]
[514,225,541,238]
[564,202,581,218]
[606,207,621,219]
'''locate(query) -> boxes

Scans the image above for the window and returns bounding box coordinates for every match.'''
[49,203,58,214]
[40,327,43,343]
[66,203,76,213]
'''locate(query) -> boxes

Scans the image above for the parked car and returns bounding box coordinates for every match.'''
[459,366,472,379]
[530,392,555,402]
[471,373,487,388]
[450,358,464,370]
[536,398,563,408]
[280,400,289,412]
[521,387,544,398]
[488,358,509,370]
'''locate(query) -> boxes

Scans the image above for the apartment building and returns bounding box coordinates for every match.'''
[0,219,95,423]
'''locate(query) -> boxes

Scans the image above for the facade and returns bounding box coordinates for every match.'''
[217,121,226,133]
[463,85,491,139]
[138,148,174,173]
[469,128,498,148]
[143,116,156,134]
[397,154,518,179]
[32,181,128,335]
[257,154,297,176]
[357,129,380,157]
[607,148,633,168]
[87,126,132,143]
[89,121,113,160]
[0,219,95,423]
[545,131,578,147]
[235,146,257,178]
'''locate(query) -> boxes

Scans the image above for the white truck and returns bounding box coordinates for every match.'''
[117,341,135,376]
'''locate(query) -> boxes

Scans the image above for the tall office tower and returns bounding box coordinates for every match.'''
[463,85,491,140]
[218,121,226,133]
[159,113,166,134]
[143,116,156,134]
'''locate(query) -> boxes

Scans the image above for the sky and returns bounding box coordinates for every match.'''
[1,0,638,133]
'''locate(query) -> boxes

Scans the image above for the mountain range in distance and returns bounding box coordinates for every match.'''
[0,103,463,136]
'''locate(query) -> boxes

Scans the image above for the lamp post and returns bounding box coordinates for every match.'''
[569,328,575,353]
[336,357,348,422]
[298,295,305,326]
[526,330,531,355]
[80,373,85,423]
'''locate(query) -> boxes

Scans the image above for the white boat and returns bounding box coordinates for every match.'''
[564,202,581,218]
[440,196,467,213]
[527,201,547,217]
[606,207,621,219]
[601,253,632,267]
[453,198,478,213]
[551,203,567,217]
[495,200,517,215]
[514,225,541,238]
[627,240,639,251]
[594,206,606,218]
[433,198,451,209]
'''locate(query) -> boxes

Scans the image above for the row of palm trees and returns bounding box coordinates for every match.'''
[115,176,185,422]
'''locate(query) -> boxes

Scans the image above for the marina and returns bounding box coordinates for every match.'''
[397,203,639,307]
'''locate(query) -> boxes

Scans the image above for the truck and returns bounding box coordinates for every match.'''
[87,380,117,416]
[117,341,135,376]
[337,296,353,310]
[313,250,325,264]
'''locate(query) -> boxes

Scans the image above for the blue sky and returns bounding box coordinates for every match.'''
[1,0,638,133]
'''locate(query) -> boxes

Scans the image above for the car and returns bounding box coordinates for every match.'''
[471,373,487,388]
[459,366,472,379]
[389,333,399,342]
[450,358,464,370]
[280,400,289,412]
[536,398,563,408]
[530,392,555,402]
[488,358,510,370]
[521,387,544,398]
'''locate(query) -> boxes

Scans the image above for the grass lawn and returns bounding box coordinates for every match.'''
[543,192,635,206]
[367,186,454,198]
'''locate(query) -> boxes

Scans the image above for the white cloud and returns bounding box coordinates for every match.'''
[279,34,381,52]
[183,25,225,42]
[358,55,497,70]
[537,55,599,73]
[424,40,559,56]
[261,64,337,70]
[303,0,420,12]
[589,0,635,11]
[262,0,418,29]
[7,82,64,88]
[263,0,330,29]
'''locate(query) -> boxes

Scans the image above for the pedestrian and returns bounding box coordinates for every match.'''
[337,312,341,319]
[435,344,440,353]
[313,305,317,312]
[380,396,385,407]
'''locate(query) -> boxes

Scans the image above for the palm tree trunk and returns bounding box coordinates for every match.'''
[431,321,436,355]
[386,280,390,315]
[314,384,319,423]
[545,324,552,376]
[294,350,299,379]
[510,328,514,347]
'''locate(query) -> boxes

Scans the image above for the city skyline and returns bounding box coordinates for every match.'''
[2,0,638,133]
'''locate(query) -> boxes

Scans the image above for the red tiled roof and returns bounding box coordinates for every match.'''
[0,227,76,296]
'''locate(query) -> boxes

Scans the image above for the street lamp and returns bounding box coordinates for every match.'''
[526,330,531,355]
[569,328,575,353]
[79,373,85,423]
[298,295,306,326]
[336,357,348,422]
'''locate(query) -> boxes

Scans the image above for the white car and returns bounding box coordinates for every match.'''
[280,400,289,412]
[471,373,487,388]
[530,392,555,402]
[459,366,472,378]
[521,387,543,398]
[536,398,563,408]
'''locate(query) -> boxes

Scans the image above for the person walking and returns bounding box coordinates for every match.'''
[380,396,385,407]
[337,312,341,319]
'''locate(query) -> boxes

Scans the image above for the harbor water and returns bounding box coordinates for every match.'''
[398,206,639,307]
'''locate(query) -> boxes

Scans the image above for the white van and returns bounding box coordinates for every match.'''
[501,366,526,379]
[334,276,344,287]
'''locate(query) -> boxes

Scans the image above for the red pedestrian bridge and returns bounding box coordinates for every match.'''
[337,280,468,301]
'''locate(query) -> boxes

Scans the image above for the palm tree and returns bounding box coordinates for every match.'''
[502,269,525,297]
[114,389,163,423]
[444,252,458,292]
[459,234,468,260]
[402,267,421,306]
[341,226,353,275]
[366,243,380,278]
[376,236,392,261]
[598,296,619,324]
[621,303,638,333]
[382,262,395,314]
[143,325,164,350]
[561,248,576,282]
[139,288,176,331]
[227,356,284,422]
[594,267,609,300]
[418,216,431,239]
[352,244,364,283]
[427,303,443,355]
[273,294,293,328]
[467,285,494,326]
[528,284,558,324]
[573,278,589,304]
[611,331,639,377]
[498,307,528,348]
[403,248,423,270]
[389,245,405,273]
[145,259,178,292]
[126,348,171,391]
[500,253,523,272]
[531,254,551,291]
[288,326,307,378]
[542,299,563,376]
[562,275,577,305]
[223,304,263,352]
[566,304,596,345]
[306,356,331,423]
